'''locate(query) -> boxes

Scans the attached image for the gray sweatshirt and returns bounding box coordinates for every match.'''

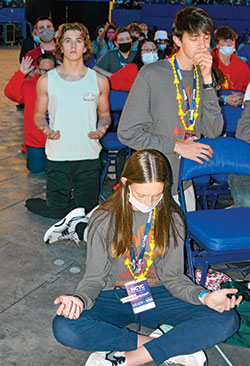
[75,209,205,310]
[237,100,250,143]
[118,59,223,194]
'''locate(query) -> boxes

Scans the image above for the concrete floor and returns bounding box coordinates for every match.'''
[0,47,249,366]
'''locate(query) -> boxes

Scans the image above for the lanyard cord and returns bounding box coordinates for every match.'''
[125,208,156,280]
[172,54,200,130]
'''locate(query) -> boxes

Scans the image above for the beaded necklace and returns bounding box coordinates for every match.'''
[171,54,200,131]
[125,208,156,280]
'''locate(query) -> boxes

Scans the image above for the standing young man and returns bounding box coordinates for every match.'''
[26,22,110,219]
[118,7,224,210]
[26,16,56,65]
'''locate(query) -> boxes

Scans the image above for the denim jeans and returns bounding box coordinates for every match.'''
[26,145,46,173]
[228,174,250,207]
[52,286,239,365]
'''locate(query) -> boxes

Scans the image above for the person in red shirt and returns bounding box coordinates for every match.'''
[109,39,159,91]
[211,26,250,106]
[4,53,56,173]
[26,16,56,66]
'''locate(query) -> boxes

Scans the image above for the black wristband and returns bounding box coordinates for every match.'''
[203,81,216,89]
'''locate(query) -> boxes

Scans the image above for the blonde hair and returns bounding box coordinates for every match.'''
[55,22,93,62]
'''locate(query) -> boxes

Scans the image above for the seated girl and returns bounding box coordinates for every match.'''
[52,149,241,366]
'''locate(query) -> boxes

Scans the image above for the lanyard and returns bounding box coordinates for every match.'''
[173,56,197,129]
[131,210,153,275]
[108,40,115,50]
[117,51,127,68]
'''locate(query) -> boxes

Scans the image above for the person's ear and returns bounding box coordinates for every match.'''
[121,177,127,186]
[173,35,182,48]
[114,39,118,48]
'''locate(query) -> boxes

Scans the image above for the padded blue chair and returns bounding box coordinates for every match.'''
[221,104,243,137]
[192,91,243,208]
[100,90,130,198]
[108,90,129,129]
[178,137,250,286]
[220,90,243,137]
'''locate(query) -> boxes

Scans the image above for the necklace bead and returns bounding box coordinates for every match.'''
[172,54,200,131]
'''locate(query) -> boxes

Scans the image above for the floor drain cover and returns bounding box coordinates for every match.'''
[69,266,81,273]
[53,259,64,266]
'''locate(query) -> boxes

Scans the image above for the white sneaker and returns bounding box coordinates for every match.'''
[165,351,207,366]
[44,207,88,244]
[150,325,206,366]
[85,351,126,366]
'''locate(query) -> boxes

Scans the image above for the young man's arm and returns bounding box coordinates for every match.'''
[236,100,250,144]
[4,56,35,103]
[93,65,112,78]
[191,46,224,145]
[34,74,60,139]
[88,74,111,139]
[4,71,26,104]
[93,51,112,77]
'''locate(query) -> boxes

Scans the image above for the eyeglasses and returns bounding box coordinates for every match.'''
[156,39,168,44]
[141,47,158,53]
[38,68,51,74]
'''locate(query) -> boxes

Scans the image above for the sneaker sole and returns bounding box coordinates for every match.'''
[44,207,86,243]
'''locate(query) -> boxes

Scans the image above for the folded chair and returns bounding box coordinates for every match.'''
[178,137,250,286]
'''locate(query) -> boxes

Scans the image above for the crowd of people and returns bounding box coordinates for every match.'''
[3,5,250,366]
[113,0,250,8]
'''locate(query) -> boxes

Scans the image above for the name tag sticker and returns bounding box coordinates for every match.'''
[83,92,95,102]
[125,278,156,314]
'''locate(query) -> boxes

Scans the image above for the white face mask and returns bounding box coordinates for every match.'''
[128,186,163,213]
[142,52,159,64]
[219,46,235,57]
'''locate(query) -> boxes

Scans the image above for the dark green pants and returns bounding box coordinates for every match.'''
[46,158,100,216]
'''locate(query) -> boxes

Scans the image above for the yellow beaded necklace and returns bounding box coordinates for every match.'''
[125,208,156,280]
[171,54,200,131]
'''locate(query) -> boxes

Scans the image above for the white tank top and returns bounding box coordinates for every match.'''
[46,67,101,161]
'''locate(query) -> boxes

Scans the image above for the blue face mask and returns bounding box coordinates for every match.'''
[157,44,167,51]
[219,46,235,57]
[142,52,159,64]
[33,35,40,44]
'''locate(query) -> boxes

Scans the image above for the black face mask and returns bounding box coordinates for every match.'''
[118,42,132,53]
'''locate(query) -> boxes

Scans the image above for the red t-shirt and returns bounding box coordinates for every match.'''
[4,70,46,147]
[109,63,139,92]
[26,45,55,65]
[211,48,250,92]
